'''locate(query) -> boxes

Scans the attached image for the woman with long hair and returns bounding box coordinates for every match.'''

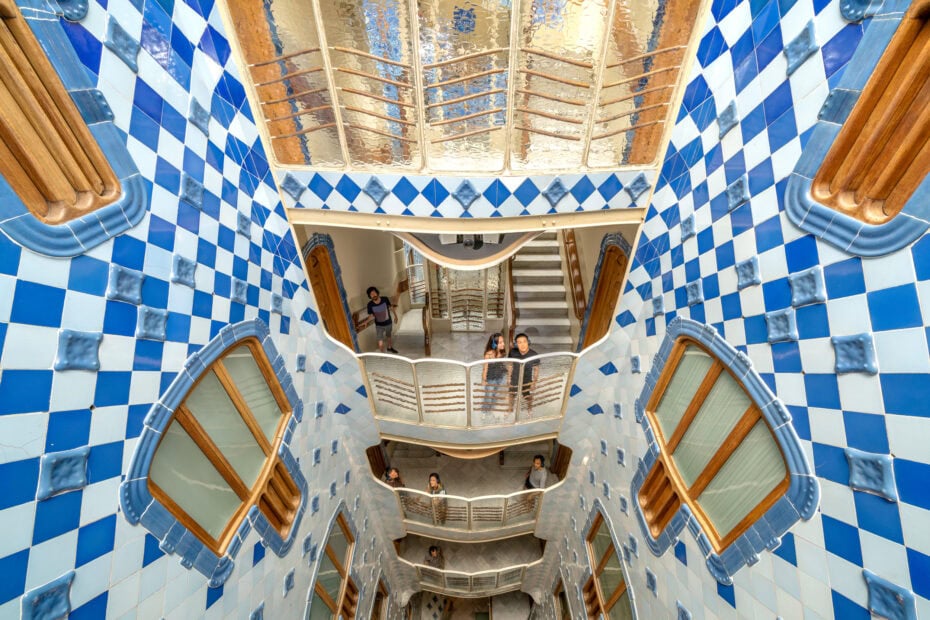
[479,332,511,418]
[427,472,447,524]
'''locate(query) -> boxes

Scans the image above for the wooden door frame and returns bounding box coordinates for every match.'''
[303,233,358,351]
[577,233,632,350]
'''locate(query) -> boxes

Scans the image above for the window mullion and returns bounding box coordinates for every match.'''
[666,361,723,453]
[595,543,614,576]
[213,360,273,455]
[314,583,338,612]
[174,405,251,500]
[325,543,346,577]
[603,578,628,613]
[688,405,760,497]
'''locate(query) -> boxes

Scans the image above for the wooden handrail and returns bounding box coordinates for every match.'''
[507,257,517,346]
[423,292,432,357]
[563,230,586,321]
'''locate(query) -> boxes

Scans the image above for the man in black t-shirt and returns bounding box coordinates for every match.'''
[509,333,540,412]
[366,286,399,353]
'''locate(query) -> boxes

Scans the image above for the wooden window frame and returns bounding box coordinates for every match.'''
[0,0,120,224]
[583,513,628,618]
[148,337,299,555]
[811,0,930,225]
[638,338,790,553]
[313,514,359,619]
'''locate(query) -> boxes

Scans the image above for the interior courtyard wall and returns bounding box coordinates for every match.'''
[552,0,930,618]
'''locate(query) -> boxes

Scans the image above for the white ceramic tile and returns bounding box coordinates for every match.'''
[873,328,930,373]
[837,373,885,415]
[825,295,871,334]
[0,412,48,463]
[0,501,35,558]
[25,530,79,589]
[80,479,121,526]
[886,414,930,464]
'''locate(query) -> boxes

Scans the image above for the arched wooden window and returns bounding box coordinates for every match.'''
[632,317,817,583]
[638,339,789,551]
[148,338,300,554]
[121,320,307,585]
[310,514,359,619]
[583,513,633,619]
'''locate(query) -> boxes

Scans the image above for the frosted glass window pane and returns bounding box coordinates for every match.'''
[150,421,241,540]
[598,552,625,602]
[317,552,343,605]
[698,421,786,538]
[672,373,751,487]
[654,347,714,438]
[185,371,265,487]
[223,346,285,442]
[590,525,613,566]
[328,524,350,570]
[608,589,634,620]
[309,591,334,619]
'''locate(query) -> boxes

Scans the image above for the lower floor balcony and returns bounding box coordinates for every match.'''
[397,535,544,598]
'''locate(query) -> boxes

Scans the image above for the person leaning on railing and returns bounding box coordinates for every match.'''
[383,466,404,488]
[427,473,447,525]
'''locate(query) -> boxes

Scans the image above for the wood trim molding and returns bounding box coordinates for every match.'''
[812,5,930,224]
[0,5,119,224]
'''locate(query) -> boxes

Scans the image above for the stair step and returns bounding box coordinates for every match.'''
[515,301,569,309]
[513,254,561,262]
[514,317,571,326]
[523,239,559,248]
[514,284,567,292]
[512,269,565,277]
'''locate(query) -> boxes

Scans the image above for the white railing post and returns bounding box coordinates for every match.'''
[411,361,424,424]
[501,495,509,526]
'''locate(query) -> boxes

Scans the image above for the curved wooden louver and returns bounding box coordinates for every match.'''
[812,0,930,224]
[0,0,120,224]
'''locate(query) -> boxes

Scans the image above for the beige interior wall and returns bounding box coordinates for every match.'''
[303,226,406,352]
[574,227,609,294]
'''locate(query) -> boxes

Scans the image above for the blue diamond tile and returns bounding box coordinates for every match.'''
[452,180,480,209]
[363,177,389,206]
[281,174,306,202]
[599,361,618,375]
[542,178,569,207]
[570,176,596,203]
[513,179,541,206]
[597,175,623,200]
[785,21,819,75]
[392,178,419,206]
[335,176,361,202]
[308,174,334,200]
[588,404,604,415]
[484,179,512,207]
[334,403,351,414]
[625,173,651,202]
[423,178,450,206]
[320,361,338,375]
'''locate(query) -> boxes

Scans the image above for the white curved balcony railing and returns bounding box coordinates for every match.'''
[358,353,579,427]
[399,557,544,597]
[392,486,553,531]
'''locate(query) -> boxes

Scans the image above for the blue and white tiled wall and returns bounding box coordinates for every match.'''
[0,0,397,617]
[555,0,930,618]
[3,0,930,617]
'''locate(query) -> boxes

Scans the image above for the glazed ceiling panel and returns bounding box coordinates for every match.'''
[225,0,706,173]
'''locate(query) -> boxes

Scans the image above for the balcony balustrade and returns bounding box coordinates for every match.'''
[358,353,578,428]
[398,557,544,598]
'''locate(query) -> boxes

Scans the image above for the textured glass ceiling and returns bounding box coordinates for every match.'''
[227,0,705,173]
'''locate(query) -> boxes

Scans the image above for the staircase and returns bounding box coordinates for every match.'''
[510,233,573,352]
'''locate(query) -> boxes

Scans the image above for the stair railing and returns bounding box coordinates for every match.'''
[422,291,432,357]
[506,256,516,345]
[563,229,586,321]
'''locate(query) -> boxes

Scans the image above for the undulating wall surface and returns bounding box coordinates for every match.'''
[0,0,400,617]
[555,0,930,618]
